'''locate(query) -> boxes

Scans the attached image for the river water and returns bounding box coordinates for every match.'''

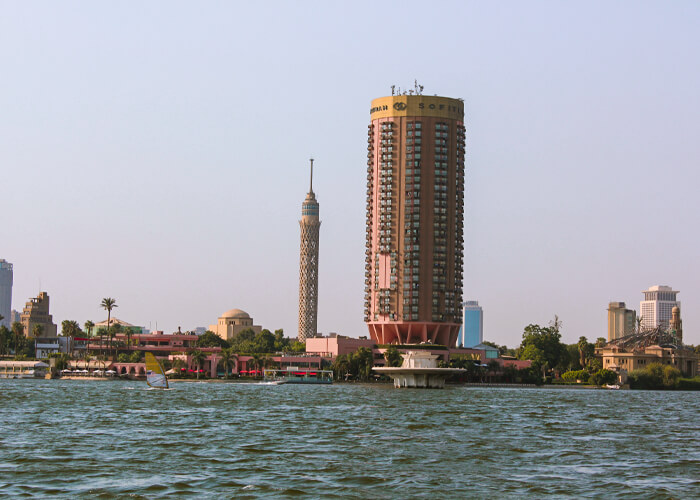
[1,379,698,498]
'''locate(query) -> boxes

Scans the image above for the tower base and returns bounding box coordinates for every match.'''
[367,322,459,346]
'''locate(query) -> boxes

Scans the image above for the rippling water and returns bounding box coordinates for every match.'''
[2,379,699,498]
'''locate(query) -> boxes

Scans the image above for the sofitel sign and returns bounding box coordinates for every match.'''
[370,96,464,119]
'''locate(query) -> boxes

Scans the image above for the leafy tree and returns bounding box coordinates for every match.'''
[196,331,230,349]
[588,357,602,372]
[562,370,590,383]
[273,329,286,351]
[384,346,403,367]
[288,341,306,353]
[332,347,374,381]
[0,325,11,356]
[565,344,582,371]
[128,351,142,363]
[594,337,607,348]
[590,369,618,386]
[518,320,568,379]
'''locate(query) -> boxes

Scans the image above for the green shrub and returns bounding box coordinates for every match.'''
[628,363,682,389]
[590,368,618,386]
[676,377,700,390]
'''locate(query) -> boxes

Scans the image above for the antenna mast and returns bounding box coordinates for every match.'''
[309,157,314,193]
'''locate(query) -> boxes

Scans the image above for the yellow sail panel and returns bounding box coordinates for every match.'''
[145,352,168,389]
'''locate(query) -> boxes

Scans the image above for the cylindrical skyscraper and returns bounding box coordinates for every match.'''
[365,92,465,346]
[298,159,321,341]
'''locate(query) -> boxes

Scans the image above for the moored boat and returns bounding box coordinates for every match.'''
[263,367,333,384]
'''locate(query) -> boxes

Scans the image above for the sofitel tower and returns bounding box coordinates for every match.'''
[365,91,465,346]
[298,159,321,341]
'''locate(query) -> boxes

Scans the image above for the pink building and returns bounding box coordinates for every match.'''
[305,335,375,357]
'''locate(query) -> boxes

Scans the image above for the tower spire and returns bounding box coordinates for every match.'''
[309,157,314,193]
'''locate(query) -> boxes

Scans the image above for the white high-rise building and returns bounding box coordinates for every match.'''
[640,285,680,331]
[0,260,12,328]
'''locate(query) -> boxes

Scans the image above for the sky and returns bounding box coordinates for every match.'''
[1,1,699,347]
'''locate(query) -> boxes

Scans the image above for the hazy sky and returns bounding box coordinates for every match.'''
[2,1,699,347]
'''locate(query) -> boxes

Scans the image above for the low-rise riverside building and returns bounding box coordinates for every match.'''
[305,334,375,357]
[597,322,698,378]
[0,360,49,378]
[35,336,72,359]
[89,318,144,336]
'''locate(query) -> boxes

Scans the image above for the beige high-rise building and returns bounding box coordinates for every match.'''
[607,302,636,341]
[364,90,465,346]
[298,159,320,342]
[20,292,57,338]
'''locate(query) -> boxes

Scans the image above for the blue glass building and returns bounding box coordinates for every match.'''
[457,301,482,348]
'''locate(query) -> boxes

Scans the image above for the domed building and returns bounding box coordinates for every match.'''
[208,308,262,341]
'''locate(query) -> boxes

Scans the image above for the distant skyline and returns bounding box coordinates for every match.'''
[2,2,699,347]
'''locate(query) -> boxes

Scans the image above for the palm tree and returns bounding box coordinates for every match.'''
[189,350,207,379]
[577,336,589,368]
[125,326,133,353]
[636,315,644,333]
[97,327,106,357]
[83,353,92,371]
[32,324,44,338]
[100,298,118,357]
[251,353,263,378]
[84,320,94,338]
[11,322,23,355]
[220,348,235,379]
[110,323,123,360]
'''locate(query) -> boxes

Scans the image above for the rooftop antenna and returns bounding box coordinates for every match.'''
[309,157,314,193]
[391,85,395,96]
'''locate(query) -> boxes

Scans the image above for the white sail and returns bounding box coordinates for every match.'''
[145,352,169,389]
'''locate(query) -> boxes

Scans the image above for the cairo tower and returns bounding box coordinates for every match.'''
[364,89,465,346]
[298,159,321,341]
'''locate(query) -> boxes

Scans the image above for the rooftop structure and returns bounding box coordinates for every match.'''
[0,259,12,328]
[365,90,465,346]
[298,159,321,342]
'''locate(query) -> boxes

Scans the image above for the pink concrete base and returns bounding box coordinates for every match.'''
[367,322,460,347]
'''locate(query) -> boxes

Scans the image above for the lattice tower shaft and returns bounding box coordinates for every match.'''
[298,219,320,341]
